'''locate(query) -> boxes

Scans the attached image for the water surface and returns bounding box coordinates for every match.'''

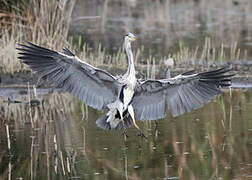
[0,89,252,179]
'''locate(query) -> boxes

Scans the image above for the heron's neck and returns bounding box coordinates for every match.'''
[124,41,135,77]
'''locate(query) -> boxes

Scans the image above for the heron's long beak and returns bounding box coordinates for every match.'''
[133,37,138,41]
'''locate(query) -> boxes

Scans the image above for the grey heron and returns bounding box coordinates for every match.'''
[17,32,233,137]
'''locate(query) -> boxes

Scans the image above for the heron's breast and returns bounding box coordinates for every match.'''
[123,86,134,109]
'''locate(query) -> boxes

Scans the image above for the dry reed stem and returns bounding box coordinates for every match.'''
[66,157,71,173]
[8,162,11,180]
[59,151,66,175]
[30,136,34,180]
[5,124,11,150]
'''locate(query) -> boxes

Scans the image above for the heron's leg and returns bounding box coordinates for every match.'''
[154,120,158,130]
[120,112,128,138]
[128,105,146,139]
[118,103,127,138]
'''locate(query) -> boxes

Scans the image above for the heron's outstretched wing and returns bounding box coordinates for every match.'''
[132,68,233,120]
[17,41,120,110]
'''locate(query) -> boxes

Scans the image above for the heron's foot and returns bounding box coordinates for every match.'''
[137,130,147,139]
[122,129,128,138]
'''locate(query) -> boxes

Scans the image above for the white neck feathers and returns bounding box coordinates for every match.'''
[124,38,135,77]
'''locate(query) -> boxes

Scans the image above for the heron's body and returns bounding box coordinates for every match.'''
[17,32,234,137]
[102,33,138,130]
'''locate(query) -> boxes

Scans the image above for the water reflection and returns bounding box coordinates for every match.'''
[0,90,252,179]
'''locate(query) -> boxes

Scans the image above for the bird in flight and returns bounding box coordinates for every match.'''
[17,32,233,138]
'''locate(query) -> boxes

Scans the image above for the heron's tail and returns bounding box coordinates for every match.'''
[96,115,112,130]
[96,110,133,130]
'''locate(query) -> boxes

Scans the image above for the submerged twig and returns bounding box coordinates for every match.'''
[30,136,35,180]
[27,82,34,128]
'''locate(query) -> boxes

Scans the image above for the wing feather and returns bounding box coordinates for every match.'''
[133,68,233,120]
[17,41,120,110]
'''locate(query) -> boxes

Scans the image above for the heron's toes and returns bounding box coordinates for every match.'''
[137,131,147,139]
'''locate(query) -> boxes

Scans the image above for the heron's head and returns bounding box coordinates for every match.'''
[124,32,138,42]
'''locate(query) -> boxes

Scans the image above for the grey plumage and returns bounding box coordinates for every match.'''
[17,33,233,133]
[17,41,119,110]
[133,67,232,120]
[96,113,133,130]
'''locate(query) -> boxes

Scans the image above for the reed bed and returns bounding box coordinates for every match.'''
[0,0,251,75]
[0,0,76,73]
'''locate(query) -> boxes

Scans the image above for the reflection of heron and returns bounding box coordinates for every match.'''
[18,32,233,137]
